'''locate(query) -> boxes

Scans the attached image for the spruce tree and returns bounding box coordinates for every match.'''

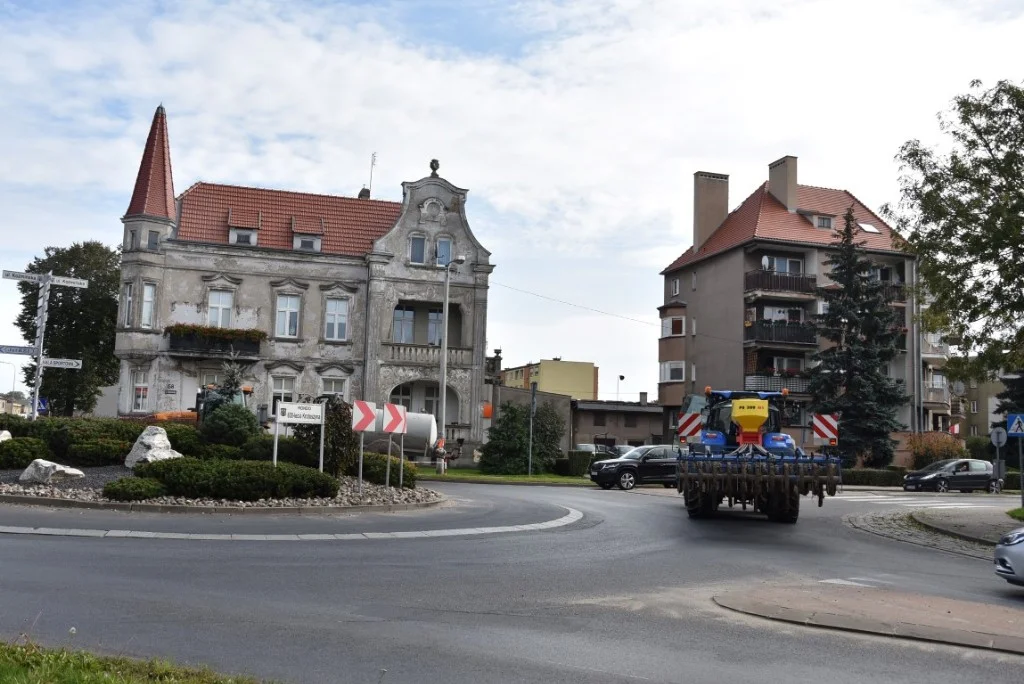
[807,207,908,467]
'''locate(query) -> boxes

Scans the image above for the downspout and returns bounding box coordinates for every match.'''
[362,260,371,401]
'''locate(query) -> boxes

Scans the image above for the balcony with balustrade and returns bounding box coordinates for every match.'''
[383,343,474,367]
[744,270,817,300]
[743,320,818,346]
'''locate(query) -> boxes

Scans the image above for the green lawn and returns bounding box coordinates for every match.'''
[1009,508,1024,522]
[0,641,265,683]
[419,468,592,486]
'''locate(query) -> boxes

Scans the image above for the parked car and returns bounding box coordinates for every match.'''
[589,445,682,490]
[995,526,1024,587]
[902,458,1002,493]
[574,443,618,458]
[611,444,637,457]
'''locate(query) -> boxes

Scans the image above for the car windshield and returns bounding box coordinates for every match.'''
[921,459,956,472]
[624,447,652,460]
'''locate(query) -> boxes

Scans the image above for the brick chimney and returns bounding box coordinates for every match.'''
[693,172,729,250]
[768,155,798,212]
[639,392,648,406]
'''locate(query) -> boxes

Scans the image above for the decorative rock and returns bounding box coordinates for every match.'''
[19,459,86,485]
[125,426,183,469]
[0,430,11,442]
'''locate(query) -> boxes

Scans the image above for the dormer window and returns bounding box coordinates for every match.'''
[293,235,321,252]
[230,228,257,246]
[817,216,832,229]
[410,235,426,264]
[436,238,452,267]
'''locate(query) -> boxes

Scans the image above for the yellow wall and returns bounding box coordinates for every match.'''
[536,360,596,400]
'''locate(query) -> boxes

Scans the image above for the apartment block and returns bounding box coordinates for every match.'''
[500,358,598,400]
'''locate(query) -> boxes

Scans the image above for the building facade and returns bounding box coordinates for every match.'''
[113,107,495,448]
[500,358,598,400]
[571,393,664,448]
[658,155,942,442]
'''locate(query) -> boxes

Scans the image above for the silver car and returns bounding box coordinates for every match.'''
[995,525,1024,587]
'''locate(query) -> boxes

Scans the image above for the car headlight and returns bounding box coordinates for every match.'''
[999,531,1024,546]
[601,463,617,470]
[921,473,937,479]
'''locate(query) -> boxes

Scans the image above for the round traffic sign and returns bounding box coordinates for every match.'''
[991,427,1008,448]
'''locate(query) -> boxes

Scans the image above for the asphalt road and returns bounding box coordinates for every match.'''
[0,485,1021,683]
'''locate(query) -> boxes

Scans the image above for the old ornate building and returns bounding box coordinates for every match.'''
[114,106,495,447]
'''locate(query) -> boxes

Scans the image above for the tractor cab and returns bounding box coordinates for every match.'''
[685,389,796,456]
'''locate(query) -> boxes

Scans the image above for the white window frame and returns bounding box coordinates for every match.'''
[817,216,832,229]
[123,283,134,327]
[393,306,415,344]
[659,361,685,383]
[141,282,156,328]
[409,234,427,265]
[229,228,257,246]
[201,372,221,388]
[293,235,321,252]
[427,309,443,346]
[435,237,453,267]
[131,370,148,412]
[324,297,348,342]
[661,316,685,338]
[671,278,680,296]
[208,290,233,328]
[765,255,803,274]
[970,400,978,414]
[322,377,346,398]
[774,356,803,373]
[271,375,295,412]
[389,383,412,409]
[275,293,301,338]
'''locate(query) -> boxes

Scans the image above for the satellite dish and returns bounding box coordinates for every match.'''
[761,255,770,270]
[951,381,965,396]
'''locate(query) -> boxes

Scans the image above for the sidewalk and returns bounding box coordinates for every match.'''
[912,507,1021,545]
[714,584,1024,654]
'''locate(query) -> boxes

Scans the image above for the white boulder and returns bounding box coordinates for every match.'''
[125,426,183,469]
[19,459,85,484]
[0,430,11,442]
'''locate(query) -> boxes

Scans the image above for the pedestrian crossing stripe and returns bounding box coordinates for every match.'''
[1008,414,1024,437]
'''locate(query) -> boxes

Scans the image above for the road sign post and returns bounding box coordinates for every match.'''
[351,400,377,495]
[527,381,537,476]
[273,401,326,470]
[30,274,51,421]
[382,403,407,488]
[991,427,1008,485]
[1008,415,1024,505]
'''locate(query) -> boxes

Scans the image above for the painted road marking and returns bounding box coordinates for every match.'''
[0,507,584,541]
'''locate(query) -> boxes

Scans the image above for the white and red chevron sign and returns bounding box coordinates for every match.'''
[352,400,377,432]
[676,412,704,438]
[812,413,839,443]
[383,403,407,434]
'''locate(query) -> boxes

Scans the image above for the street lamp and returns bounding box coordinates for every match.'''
[438,254,466,473]
[617,374,625,401]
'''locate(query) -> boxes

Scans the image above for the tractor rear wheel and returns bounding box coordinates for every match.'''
[685,488,713,518]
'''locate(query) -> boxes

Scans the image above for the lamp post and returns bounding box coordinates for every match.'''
[438,254,466,474]
[616,374,624,401]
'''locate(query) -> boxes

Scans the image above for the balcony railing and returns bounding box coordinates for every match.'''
[922,338,950,357]
[167,332,261,358]
[743,374,811,393]
[744,321,818,345]
[924,384,950,405]
[744,270,817,294]
[385,343,473,366]
[878,282,907,302]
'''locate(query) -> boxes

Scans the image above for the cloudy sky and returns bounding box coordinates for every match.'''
[0,0,1021,402]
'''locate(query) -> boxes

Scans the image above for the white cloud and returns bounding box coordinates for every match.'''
[0,0,1021,404]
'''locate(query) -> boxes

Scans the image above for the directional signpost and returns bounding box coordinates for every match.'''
[1008,415,1024,506]
[3,268,89,420]
[351,400,377,494]
[383,402,408,487]
[274,401,326,471]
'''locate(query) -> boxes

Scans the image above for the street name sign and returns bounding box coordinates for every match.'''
[0,345,35,356]
[50,275,89,288]
[2,270,45,284]
[42,357,83,369]
[275,402,324,425]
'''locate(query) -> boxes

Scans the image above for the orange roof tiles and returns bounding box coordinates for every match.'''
[661,182,905,274]
[125,106,176,220]
[176,183,402,257]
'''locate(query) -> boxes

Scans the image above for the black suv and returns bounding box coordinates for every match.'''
[589,445,682,490]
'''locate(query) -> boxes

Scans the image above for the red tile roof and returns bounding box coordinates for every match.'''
[176,182,402,257]
[125,106,176,220]
[661,182,905,274]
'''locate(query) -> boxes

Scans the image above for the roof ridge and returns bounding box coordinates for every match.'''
[797,182,848,193]
[841,188,897,235]
[189,180,402,206]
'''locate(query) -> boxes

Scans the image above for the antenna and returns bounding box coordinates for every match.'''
[368,152,377,196]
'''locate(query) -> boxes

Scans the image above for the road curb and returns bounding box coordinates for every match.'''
[0,493,448,516]
[418,477,591,487]
[712,593,1024,656]
[910,510,998,547]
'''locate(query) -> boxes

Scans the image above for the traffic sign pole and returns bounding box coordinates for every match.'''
[30,274,51,421]
[1008,414,1024,504]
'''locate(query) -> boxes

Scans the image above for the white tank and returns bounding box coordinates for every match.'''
[359,409,439,458]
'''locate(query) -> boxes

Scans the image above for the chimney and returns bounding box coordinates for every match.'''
[693,172,729,250]
[639,392,648,406]
[768,155,798,212]
[358,187,370,199]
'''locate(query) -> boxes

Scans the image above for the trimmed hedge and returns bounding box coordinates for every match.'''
[0,437,51,470]
[162,424,204,457]
[103,477,167,501]
[566,451,593,476]
[198,443,243,461]
[553,458,571,476]
[240,435,315,468]
[199,404,261,447]
[135,458,339,501]
[66,439,131,467]
[350,452,417,489]
[840,468,905,487]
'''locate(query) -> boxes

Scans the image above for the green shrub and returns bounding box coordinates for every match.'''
[162,424,204,457]
[0,417,146,461]
[0,437,51,470]
[840,468,905,487]
[552,458,571,476]
[66,439,131,467]
[566,451,593,476]
[292,396,359,477]
[199,404,261,446]
[136,458,339,501]
[0,414,30,437]
[103,477,167,501]
[349,452,417,489]
[885,464,907,474]
[240,435,315,468]
[1004,473,1021,491]
[965,436,993,461]
[198,443,243,461]
[907,432,968,470]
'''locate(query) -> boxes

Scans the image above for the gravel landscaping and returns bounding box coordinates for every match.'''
[0,465,444,508]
